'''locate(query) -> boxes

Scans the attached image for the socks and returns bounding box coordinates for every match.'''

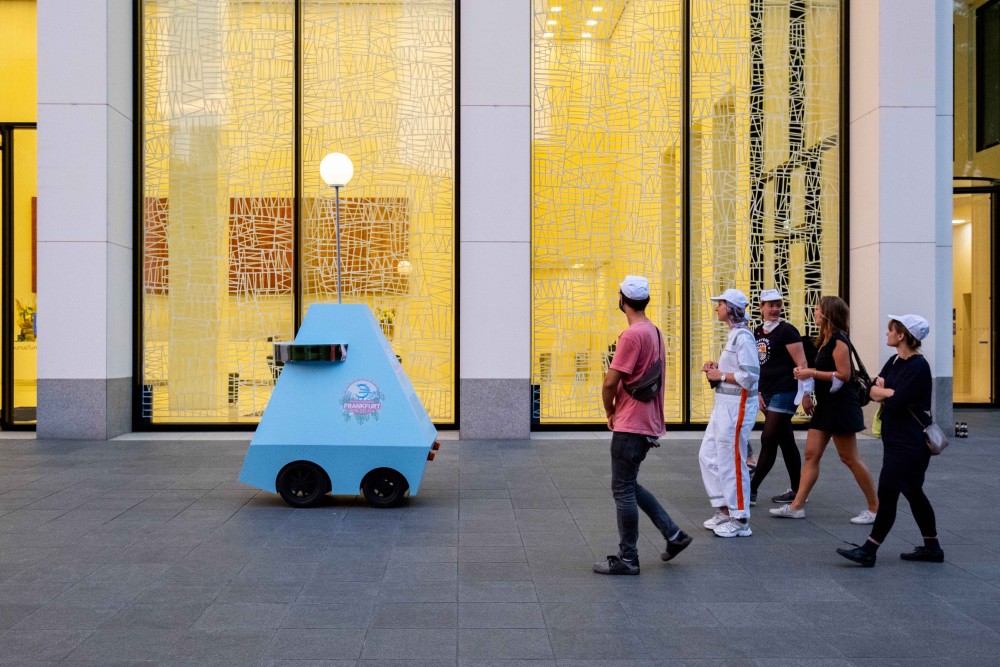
[668,530,681,542]
[924,537,941,551]
[861,539,879,555]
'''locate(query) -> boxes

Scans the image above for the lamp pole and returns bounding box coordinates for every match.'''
[319,152,355,304]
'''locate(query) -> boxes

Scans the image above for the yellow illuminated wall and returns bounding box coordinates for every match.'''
[141,0,454,423]
[533,0,842,424]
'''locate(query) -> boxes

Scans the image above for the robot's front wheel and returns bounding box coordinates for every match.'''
[275,461,330,508]
[361,468,409,508]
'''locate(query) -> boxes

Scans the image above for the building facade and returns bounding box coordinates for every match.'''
[0,0,955,438]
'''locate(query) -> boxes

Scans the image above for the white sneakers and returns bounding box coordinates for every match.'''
[850,509,877,525]
[769,504,805,519]
[713,517,752,538]
[768,505,876,523]
[703,510,729,530]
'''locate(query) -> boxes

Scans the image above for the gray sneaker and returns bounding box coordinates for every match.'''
[771,489,796,504]
[592,555,639,575]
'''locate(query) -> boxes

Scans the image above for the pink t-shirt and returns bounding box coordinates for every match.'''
[610,320,666,436]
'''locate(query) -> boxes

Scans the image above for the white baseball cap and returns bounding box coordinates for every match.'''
[619,275,650,299]
[887,313,930,341]
[759,289,783,303]
[709,288,749,309]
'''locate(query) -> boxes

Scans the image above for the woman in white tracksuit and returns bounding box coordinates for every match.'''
[700,288,761,538]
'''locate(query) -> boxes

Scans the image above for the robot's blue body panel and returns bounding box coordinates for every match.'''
[239,304,437,498]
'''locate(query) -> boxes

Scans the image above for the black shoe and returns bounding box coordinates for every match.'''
[900,546,944,562]
[593,555,639,575]
[661,531,692,561]
[749,491,758,506]
[836,544,876,567]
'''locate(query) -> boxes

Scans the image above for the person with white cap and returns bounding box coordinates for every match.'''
[593,275,691,575]
[748,289,813,506]
[770,296,879,524]
[837,313,943,567]
[699,288,760,537]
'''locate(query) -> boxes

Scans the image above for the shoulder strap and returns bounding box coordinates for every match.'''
[842,335,870,378]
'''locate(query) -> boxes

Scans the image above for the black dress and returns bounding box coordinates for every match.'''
[808,331,865,434]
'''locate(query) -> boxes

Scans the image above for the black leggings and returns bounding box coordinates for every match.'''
[870,444,936,544]
[750,408,801,494]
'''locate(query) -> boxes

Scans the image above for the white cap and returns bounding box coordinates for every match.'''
[759,289,783,303]
[887,313,930,341]
[709,288,749,309]
[619,275,650,299]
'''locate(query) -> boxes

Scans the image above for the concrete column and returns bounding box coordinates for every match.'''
[458,1,531,438]
[36,0,132,438]
[849,0,952,427]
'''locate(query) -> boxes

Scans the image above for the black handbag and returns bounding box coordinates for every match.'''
[623,326,663,402]
[843,336,873,407]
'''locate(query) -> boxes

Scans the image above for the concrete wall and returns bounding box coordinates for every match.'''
[36,0,133,438]
[848,0,953,428]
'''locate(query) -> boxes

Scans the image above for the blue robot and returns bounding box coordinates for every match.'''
[239,304,439,508]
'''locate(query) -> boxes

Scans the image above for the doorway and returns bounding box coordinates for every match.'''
[0,123,37,427]
[953,177,1000,406]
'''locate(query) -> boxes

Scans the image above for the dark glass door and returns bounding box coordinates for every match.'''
[0,124,37,428]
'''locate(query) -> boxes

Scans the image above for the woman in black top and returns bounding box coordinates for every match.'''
[837,314,941,567]
[770,296,879,523]
[749,290,813,505]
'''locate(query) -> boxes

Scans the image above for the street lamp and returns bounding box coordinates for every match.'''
[319,152,355,304]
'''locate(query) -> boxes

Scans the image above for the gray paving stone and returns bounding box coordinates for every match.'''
[377,582,458,603]
[457,629,552,660]
[102,601,210,629]
[12,603,120,630]
[0,628,91,661]
[269,629,366,661]
[371,602,458,628]
[195,602,290,629]
[168,628,275,664]
[458,603,544,628]
[282,602,374,628]
[64,628,183,661]
[361,628,457,660]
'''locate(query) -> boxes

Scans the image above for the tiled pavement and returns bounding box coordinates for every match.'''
[0,411,998,665]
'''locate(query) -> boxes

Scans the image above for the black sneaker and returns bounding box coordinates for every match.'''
[900,546,944,562]
[661,531,692,561]
[749,491,758,506]
[836,544,876,567]
[592,555,640,575]
[771,489,796,504]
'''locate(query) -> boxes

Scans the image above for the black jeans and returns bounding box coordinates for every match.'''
[610,431,680,562]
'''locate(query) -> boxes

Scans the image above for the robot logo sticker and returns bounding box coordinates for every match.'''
[341,380,384,424]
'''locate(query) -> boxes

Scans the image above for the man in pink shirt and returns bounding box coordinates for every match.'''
[593,276,692,575]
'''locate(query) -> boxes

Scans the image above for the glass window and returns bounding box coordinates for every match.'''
[533,0,842,425]
[978,0,1000,151]
[140,0,455,424]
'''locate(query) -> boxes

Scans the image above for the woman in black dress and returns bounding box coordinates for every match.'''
[769,296,878,523]
[749,289,813,505]
[837,314,941,566]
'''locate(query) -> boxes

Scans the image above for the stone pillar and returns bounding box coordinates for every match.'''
[849,0,952,427]
[36,0,132,438]
[458,1,531,438]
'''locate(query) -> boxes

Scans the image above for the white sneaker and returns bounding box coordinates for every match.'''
[703,510,728,530]
[713,517,752,538]
[769,504,805,519]
[850,509,877,524]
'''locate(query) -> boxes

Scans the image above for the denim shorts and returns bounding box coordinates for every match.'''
[762,390,797,415]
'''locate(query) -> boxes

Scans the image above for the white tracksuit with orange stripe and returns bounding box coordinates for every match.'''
[699,327,760,520]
